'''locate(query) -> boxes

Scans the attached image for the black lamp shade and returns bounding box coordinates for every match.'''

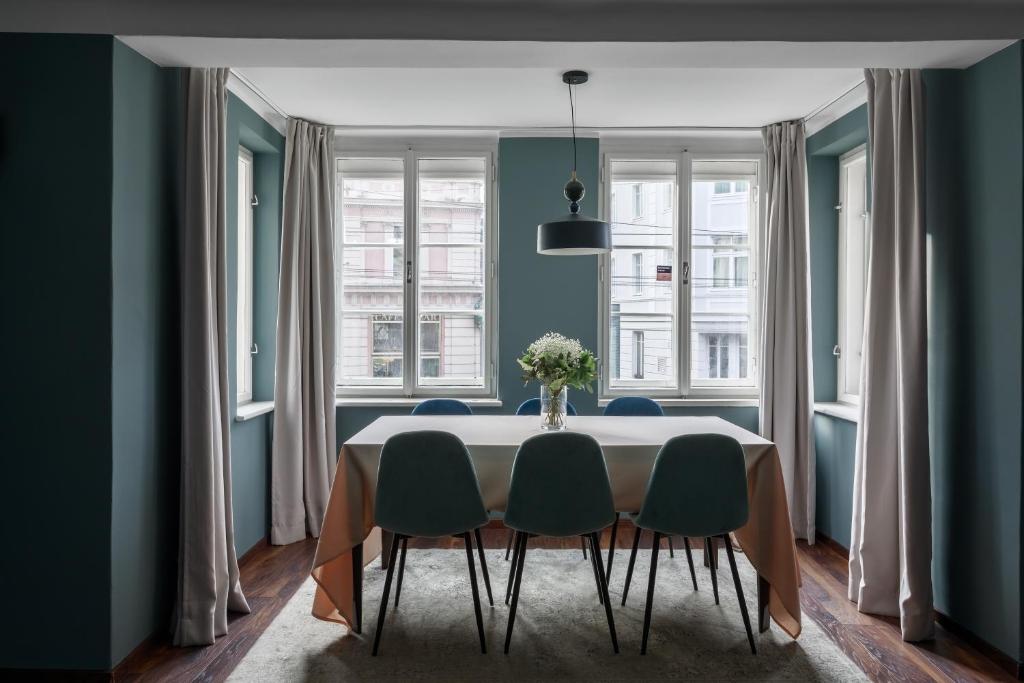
[537,213,611,255]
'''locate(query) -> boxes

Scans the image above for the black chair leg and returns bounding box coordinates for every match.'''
[605,516,619,582]
[621,525,642,605]
[352,542,363,634]
[581,535,588,559]
[586,534,604,605]
[505,529,514,561]
[462,532,487,654]
[371,533,402,656]
[504,532,528,654]
[667,536,675,558]
[393,536,409,607]
[683,537,698,591]
[705,537,719,605]
[505,531,521,605]
[589,533,620,654]
[723,535,757,654]
[474,528,493,606]
[641,531,661,655]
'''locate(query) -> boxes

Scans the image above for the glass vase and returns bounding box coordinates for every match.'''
[540,384,568,431]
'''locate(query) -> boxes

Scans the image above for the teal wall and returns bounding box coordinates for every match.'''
[806,105,869,547]
[225,94,284,555]
[109,40,183,666]
[925,43,1024,661]
[335,137,758,442]
[0,33,115,671]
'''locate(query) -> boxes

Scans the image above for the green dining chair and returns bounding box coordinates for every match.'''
[623,433,756,655]
[372,430,492,655]
[503,431,619,654]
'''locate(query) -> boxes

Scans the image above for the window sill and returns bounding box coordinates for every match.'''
[597,397,759,408]
[235,401,274,422]
[335,397,503,409]
[814,402,859,423]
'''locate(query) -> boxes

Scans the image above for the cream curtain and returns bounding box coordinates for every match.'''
[848,68,934,641]
[173,67,250,646]
[759,120,816,542]
[271,119,338,545]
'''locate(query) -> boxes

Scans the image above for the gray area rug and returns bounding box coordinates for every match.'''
[228,548,866,681]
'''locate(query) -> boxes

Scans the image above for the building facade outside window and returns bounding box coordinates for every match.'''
[236,146,254,404]
[837,145,869,404]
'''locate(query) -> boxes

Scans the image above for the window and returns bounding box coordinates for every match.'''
[336,149,495,397]
[601,154,761,398]
[631,183,644,218]
[837,145,869,404]
[236,146,254,404]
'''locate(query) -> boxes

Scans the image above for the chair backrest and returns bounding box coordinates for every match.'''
[635,433,748,538]
[411,398,473,416]
[375,430,488,538]
[504,431,616,537]
[514,397,579,416]
[602,396,664,416]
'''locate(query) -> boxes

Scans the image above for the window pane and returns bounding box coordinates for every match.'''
[840,150,869,398]
[417,158,487,387]
[337,158,405,387]
[691,167,756,386]
[236,149,253,401]
[608,159,677,389]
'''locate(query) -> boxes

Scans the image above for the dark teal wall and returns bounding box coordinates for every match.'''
[226,94,284,555]
[926,43,1024,660]
[0,33,115,671]
[806,105,868,546]
[335,137,758,442]
[109,40,183,666]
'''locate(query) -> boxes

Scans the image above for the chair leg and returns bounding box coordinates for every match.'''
[723,535,757,655]
[682,536,698,591]
[352,542,363,634]
[473,528,493,606]
[505,529,514,561]
[504,532,528,654]
[605,516,619,582]
[586,534,604,605]
[705,537,719,605]
[621,524,642,605]
[667,536,675,558]
[462,532,487,654]
[371,533,403,656]
[589,533,620,654]
[505,531,521,605]
[641,531,662,655]
[581,535,588,559]
[393,537,409,607]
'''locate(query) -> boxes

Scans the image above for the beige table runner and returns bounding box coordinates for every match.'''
[311,415,802,638]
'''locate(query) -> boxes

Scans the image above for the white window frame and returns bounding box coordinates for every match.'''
[236,145,254,405]
[335,140,498,399]
[837,144,869,405]
[598,149,765,400]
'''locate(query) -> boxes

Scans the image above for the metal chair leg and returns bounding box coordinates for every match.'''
[641,531,662,655]
[606,516,619,581]
[723,535,757,654]
[463,532,487,654]
[504,532,528,654]
[473,528,493,606]
[505,529,514,561]
[352,542,363,634]
[705,537,719,604]
[683,536,698,591]
[589,532,620,653]
[587,534,604,605]
[393,536,409,607]
[505,531,521,605]
[581,535,588,559]
[371,533,402,656]
[621,524,642,605]
[667,536,675,558]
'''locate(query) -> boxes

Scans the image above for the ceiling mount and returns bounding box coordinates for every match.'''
[562,70,589,86]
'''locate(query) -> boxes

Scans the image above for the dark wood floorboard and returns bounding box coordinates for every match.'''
[105,524,1014,682]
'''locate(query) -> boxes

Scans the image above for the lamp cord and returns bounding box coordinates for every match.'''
[568,81,577,173]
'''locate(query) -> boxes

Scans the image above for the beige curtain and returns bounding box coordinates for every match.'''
[759,120,816,542]
[173,67,250,646]
[848,68,933,642]
[271,119,338,545]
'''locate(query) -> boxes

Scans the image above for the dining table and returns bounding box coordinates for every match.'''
[310,414,803,639]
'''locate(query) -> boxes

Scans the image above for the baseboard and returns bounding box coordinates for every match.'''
[815,532,1022,679]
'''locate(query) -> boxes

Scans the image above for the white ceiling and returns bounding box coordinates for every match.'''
[120,38,1014,129]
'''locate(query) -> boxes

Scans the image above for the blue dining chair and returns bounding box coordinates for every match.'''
[503,432,619,654]
[515,397,579,416]
[372,430,492,655]
[602,396,664,416]
[411,398,473,415]
[622,433,756,655]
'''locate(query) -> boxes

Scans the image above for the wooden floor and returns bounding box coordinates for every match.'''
[111,524,1015,682]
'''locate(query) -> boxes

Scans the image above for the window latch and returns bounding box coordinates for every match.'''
[833,345,841,358]
[682,261,690,285]
[405,260,413,284]
[251,342,258,356]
